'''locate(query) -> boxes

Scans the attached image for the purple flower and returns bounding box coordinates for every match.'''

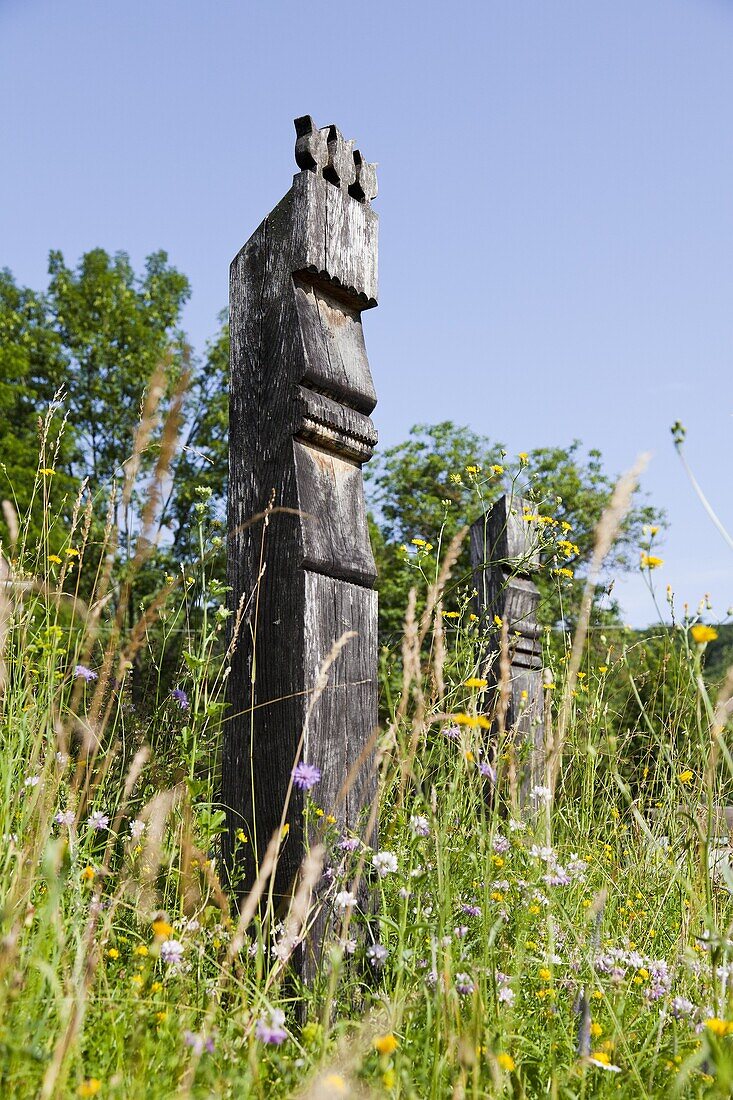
[86,810,110,831]
[160,939,184,965]
[255,1008,287,1045]
[292,762,321,791]
[55,809,75,826]
[478,761,496,782]
[461,904,481,917]
[455,972,475,996]
[183,1030,215,1054]
[171,688,189,711]
[366,943,388,968]
[492,833,510,854]
[74,665,98,682]
[498,985,516,1005]
[338,836,360,852]
[410,815,430,837]
[443,725,461,741]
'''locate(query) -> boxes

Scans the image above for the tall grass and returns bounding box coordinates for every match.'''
[1,406,732,1098]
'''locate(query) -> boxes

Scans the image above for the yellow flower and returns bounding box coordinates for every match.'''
[65,547,80,557]
[705,1017,733,1037]
[107,948,119,960]
[39,468,55,476]
[518,452,529,464]
[640,552,664,570]
[493,615,503,627]
[465,465,480,475]
[677,770,693,785]
[81,866,95,882]
[236,828,248,843]
[156,1011,167,1023]
[538,967,551,981]
[48,555,62,565]
[552,567,574,579]
[598,665,608,674]
[490,464,504,476]
[443,610,459,619]
[326,814,337,825]
[590,1021,603,1037]
[411,538,426,547]
[323,1075,348,1096]
[131,974,143,986]
[590,1051,611,1065]
[463,677,488,689]
[453,713,490,729]
[151,919,173,938]
[134,944,148,957]
[464,750,475,763]
[496,1053,515,1071]
[382,1069,395,1088]
[315,807,325,817]
[78,1082,102,1098]
[281,822,290,838]
[151,981,162,993]
[691,624,718,644]
[374,1032,399,1055]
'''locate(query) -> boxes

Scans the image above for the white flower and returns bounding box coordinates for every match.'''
[373,851,398,877]
[334,890,357,912]
[24,775,40,788]
[530,785,552,805]
[160,939,184,965]
[410,815,430,837]
[86,810,110,831]
[129,819,146,841]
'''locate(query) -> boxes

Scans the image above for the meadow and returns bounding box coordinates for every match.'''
[1,408,732,1099]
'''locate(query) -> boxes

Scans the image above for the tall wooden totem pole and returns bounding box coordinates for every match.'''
[470,496,544,802]
[223,118,380,912]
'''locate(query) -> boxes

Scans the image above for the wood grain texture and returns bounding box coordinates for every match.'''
[223,139,379,953]
[470,496,544,801]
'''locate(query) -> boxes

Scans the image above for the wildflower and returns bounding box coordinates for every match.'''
[691,624,718,644]
[640,552,664,570]
[23,775,40,790]
[498,986,515,1005]
[410,815,430,837]
[170,687,190,710]
[55,809,75,826]
[530,785,552,806]
[373,851,398,877]
[255,1008,288,1045]
[77,1082,102,1098]
[338,836,360,852]
[75,665,98,682]
[411,537,426,546]
[39,468,55,476]
[538,966,551,981]
[86,811,109,831]
[678,770,693,785]
[135,945,149,957]
[492,833,510,854]
[374,1033,398,1055]
[443,725,461,740]
[461,904,481,917]
[366,943,388,968]
[465,465,480,475]
[129,819,146,840]
[589,1051,621,1071]
[496,1053,515,1071]
[81,866,95,882]
[490,465,504,476]
[322,1074,348,1095]
[160,939,184,965]
[107,948,119,960]
[453,713,490,729]
[478,761,496,781]
[152,918,174,938]
[671,996,695,1020]
[65,547,80,557]
[518,452,529,464]
[334,890,357,912]
[552,567,574,579]
[455,972,474,995]
[463,677,488,689]
[292,762,321,791]
[48,554,62,565]
[493,614,503,627]
[705,1017,733,1037]
[183,1030,215,1055]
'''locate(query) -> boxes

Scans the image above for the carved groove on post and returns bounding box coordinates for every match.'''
[470,495,544,803]
[223,117,380,976]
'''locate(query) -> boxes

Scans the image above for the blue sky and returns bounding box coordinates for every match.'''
[1,0,731,624]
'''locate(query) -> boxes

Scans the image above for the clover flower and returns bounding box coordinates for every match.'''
[86,810,110,831]
[255,1008,287,1044]
[160,939,184,965]
[410,815,430,837]
[129,819,146,841]
[292,762,321,791]
[183,1030,215,1054]
[55,809,75,826]
[75,665,98,682]
[334,890,357,912]
[530,785,552,806]
[373,851,398,877]
[492,833,510,854]
[671,996,696,1020]
[461,903,481,917]
[478,761,497,782]
[455,972,474,995]
[338,836,360,852]
[366,943,388,968]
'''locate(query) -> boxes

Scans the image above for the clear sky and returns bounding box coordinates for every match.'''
[1,0,731,625]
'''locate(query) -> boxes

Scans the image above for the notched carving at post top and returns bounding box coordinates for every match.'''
[295,115,378,204]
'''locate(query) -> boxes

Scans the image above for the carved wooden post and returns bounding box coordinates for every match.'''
[470,496,544,803]
[222,117,379,930]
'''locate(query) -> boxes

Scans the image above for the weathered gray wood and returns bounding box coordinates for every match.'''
[223,117,380,967]
[470,496,544,803]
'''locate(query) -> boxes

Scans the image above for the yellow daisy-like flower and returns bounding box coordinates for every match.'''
[691,624,718,644]
[107,948,119,960]
[151,919,173,938]
[463,677,487,689]
[489,464,504,476]
[496,1053,515,1071]
[453,713,491,729]
[374,1032,398,1055]
[39,468,55,476]
[134,944,148,957]
[77,1081,102,1098]
[518,452,529,464]
[65,547,80,557]
[640,552,664,570]
[705,1018,733,1037]
[677,770,693,785]
[81,866,95,882]
[48,555,62,565]
[411,538,426,547]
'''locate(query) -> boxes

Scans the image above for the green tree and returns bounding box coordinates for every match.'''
[366,422,661,641]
